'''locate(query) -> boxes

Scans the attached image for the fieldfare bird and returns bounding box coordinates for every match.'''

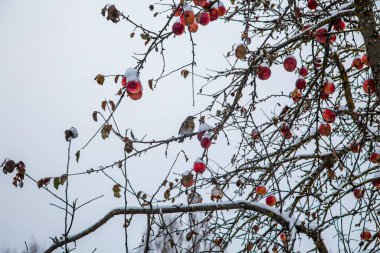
[178,116,196,143]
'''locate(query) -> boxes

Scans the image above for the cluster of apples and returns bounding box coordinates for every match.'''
[255,185,277,207]
[122,68,143,100]
[318,108,336,136]
[197,122,213,149]
[171,0,227,36]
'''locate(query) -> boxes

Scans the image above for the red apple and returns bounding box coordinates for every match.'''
[218,2,226,16]
[198,12,210,26]
[126,80,142,94]
[201,134,212,149]
[319,124,332,136]
[352,57,364,70]
[172,5,182,17]
[257,65,271,80]
[296,77,307,90]
[353,188,364,199]
[350,143,361,153]
[280,233,286,242]
[360,228,372,241]
[291,88,302,103]
[333,18,346,31]
[320,92,329,100]
[299,66,308,77]
[266,195,276,206]
[322,109,336,123]
[183,9,195,25]
[369,152,380,164]
[283,56,297,72]
[315,27,328,43]
[128,91,142,100]
[362,54,370,66]
[323,80,335,94]
[329,34,337,44]
[210,7,219,21]
[193,0,207,7]
[372,177,380,189]
[256,185,267,195]
[307,0,318,10]
[172,21,185,35]
[363,79,376,94]
[193,159,206,174]
[188,22,198,33]
[197,130,206,141]
[122,76,127,87]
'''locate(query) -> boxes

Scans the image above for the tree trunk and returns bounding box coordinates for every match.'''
[355,0,380,99]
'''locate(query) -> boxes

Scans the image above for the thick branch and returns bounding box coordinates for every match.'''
[43,201,328,253]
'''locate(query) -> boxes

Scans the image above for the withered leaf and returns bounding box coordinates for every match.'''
[149,5,154,11]
[106,5,120,23]
[181,69,189,79]
[140,33,150,40]
[53,177,60,190]
[109,100,116,111]
[95,74,105,85]
[75,150,80,163]
[101,100,107,111]
[148,79,154,90]
[60,175,67,185]
[114,75,120,84]
[164,189,170,200]
[92,111,98,122]
[124,137,134,153]
[101,124,112,139]
[154,12,158,17]
[130,32,135,38]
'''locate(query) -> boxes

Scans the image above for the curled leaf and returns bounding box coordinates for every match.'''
[101,124,112,139]
[75,150,80,163]
[53,177,60,190]
[95,74,105,85]
[148,79,154,90]
[109,100,116,111]
[181,69,189,79]
[101,100,107,111]
[106,5,120,23]
[124,137,134,153]
[92,111,98,122]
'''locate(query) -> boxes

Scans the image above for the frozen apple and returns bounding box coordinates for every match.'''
[266,195,276,206]
[172,20,185,35]
[211,186,224,201]
[187,191,202,204]
[360,228,371,241]
[128,90,142,100]
[218,2,226,16]
[307,0,318,10]
[201,134,212,149]
[350,143,361,153]
[352,57,363,70]
[295,77,307,90]
[320,92,329,100]
[209,5,219,21]
[323,79,335,94]
[362,54,370,66]
[188,22,198,33]
[257,65,271,80]
[319,124,331,136]
[198,12,210,26]
[363,79,376,94]
[322,109,336,123]
[369,152,380,164]
[183,5,195,25]
[299,66,308,77]
[126,80,142,94]
[283,56,297,72]
[193,158,206,174]
[193,0,207,7]
[315,27,328,43]
[353,188,364,199]
[280,233,286,242]
[333,18,346,31]
[256,185,267,195]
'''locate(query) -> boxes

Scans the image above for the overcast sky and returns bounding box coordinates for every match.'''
[0,0,317,252]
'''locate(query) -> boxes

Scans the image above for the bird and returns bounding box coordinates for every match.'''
[178,116,196,143]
